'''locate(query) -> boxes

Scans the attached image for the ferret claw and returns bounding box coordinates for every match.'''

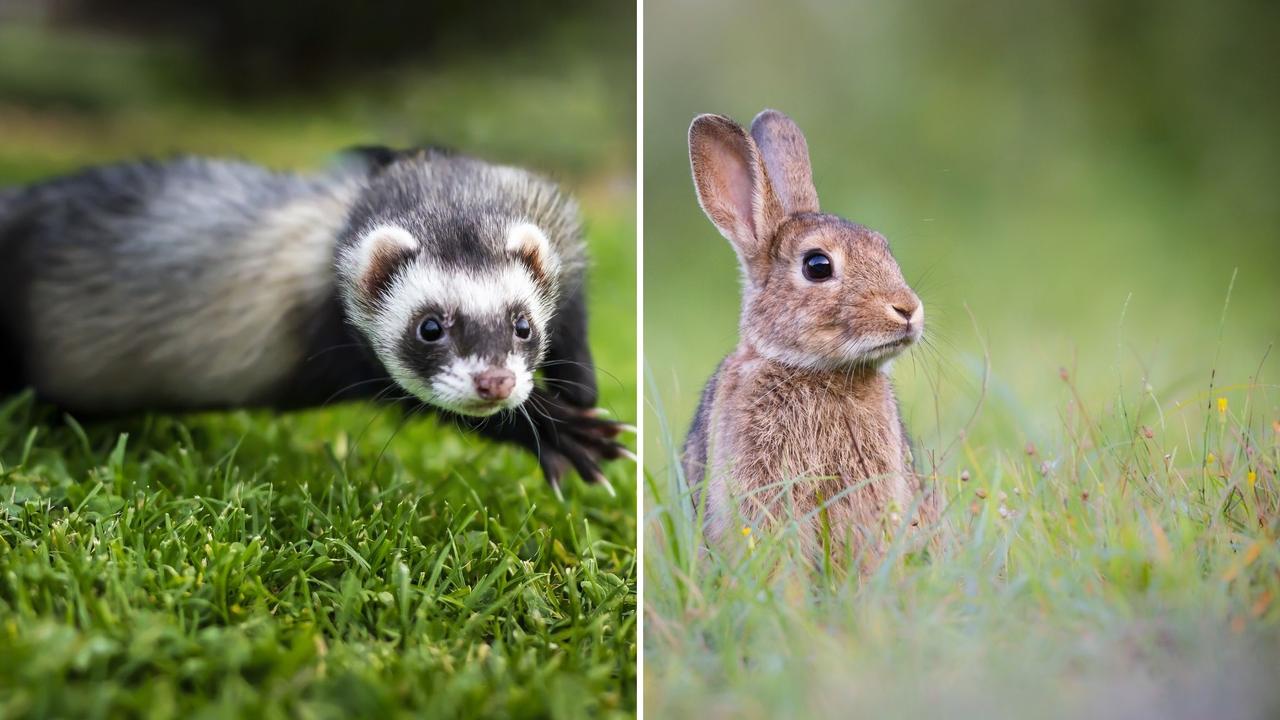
[524,388,634,496]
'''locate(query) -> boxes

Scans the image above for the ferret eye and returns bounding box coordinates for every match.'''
[802,251,833,282]
[417,318,445,343]
[513,315,532,340]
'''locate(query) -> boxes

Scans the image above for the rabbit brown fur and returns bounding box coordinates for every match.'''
[682,109,935,566]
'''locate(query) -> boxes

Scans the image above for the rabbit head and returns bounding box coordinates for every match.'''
[689,109,923,370]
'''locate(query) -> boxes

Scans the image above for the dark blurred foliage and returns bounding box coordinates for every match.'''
[0,0,633,186]
[32,0,631,96]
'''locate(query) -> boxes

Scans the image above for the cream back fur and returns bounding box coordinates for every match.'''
[27,164,361,411]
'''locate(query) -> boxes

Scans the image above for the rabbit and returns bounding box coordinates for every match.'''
[681,109,936,567]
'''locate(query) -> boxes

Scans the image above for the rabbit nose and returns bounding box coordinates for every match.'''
[474,368,516,401]
[888,297,923,326]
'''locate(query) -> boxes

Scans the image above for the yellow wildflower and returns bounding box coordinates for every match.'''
[1217,397,1228,419]
[1247,470,1257,490]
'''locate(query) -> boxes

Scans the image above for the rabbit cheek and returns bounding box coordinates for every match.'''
[804,326,849,360]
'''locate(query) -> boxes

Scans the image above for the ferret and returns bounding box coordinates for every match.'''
[0,147,628,494]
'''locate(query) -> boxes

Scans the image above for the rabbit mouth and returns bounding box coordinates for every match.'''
[879,336,913,350]
[856,332,919,363]
[871,334,916,353]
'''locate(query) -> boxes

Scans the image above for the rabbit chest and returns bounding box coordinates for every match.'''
[704,350,913,556]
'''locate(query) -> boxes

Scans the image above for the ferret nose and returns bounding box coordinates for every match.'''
[888,296,923,326]
[474,368,516,401]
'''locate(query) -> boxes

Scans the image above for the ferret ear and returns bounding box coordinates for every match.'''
[354,225,418,299]
[688,113,785,278]
[750,109,819,215]
[341,144,457,176]
[507,221,558,284]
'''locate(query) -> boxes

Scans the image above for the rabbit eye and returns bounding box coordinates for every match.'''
[802,251,833,281]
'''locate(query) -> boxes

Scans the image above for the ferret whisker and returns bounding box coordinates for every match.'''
[306,342,368,362]
[539,377,597,395]
[369,403,421,480]
[524,394,563,427]
[348,384,405,463]
[540,360,628,392]
[322,376,392,407]
[518,405,544,474]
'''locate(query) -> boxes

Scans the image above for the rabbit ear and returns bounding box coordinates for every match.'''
[750,109,819,215]
[688,114,785,271]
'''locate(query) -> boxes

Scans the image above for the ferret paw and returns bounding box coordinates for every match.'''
[522,390,633,497]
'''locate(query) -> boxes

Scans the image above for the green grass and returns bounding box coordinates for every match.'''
[644,335,1280,718]
[0,18,636,720]
[0,396,635,718]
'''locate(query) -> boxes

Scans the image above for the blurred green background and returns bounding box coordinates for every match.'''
[644,0,1279,463]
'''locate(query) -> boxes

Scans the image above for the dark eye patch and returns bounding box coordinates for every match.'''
[397,314,450,387]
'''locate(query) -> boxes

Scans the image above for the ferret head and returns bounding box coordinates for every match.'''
[689,110,923,371]
[337,153,581,416]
